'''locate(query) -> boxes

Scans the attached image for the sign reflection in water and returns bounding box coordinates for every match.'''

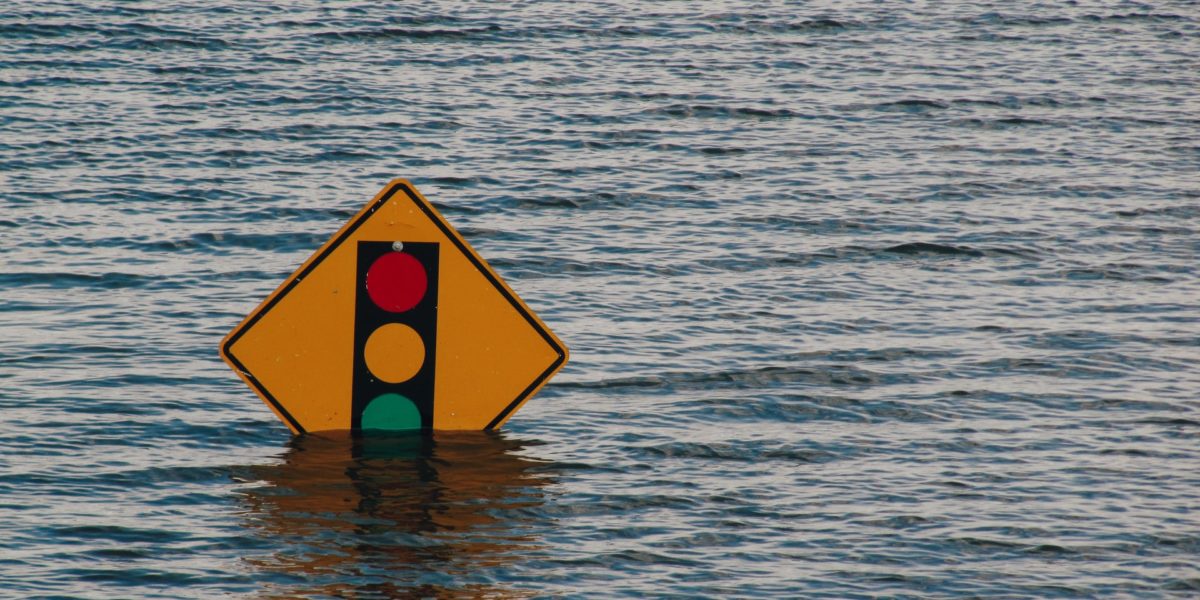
[237,432,554,598]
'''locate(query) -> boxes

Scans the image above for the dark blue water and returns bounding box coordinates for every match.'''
[3,1,1199,597]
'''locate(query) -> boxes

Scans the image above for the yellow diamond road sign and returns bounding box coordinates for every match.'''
[220,179,568,434]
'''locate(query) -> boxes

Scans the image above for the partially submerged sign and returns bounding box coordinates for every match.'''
[220,179,568,434]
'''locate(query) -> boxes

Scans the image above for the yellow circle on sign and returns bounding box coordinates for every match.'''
[364,323,425,383]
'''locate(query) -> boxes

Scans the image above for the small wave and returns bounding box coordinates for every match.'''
[881,242,984,257]
[1114,205,1200,219]
[1165,579,1200,592]
[697,146,748,156]
[639,441,837,463]
[1052,266,1176,283]
[0,271,164,290]
[711,17,862,35]
[0,22,100,38]
[679,393,941,423]
[640,104,808,119]
[950,94,1087,109]
[1082,12,1188,23]
[47,524,193,544]
[873,99,950,112]
[497,190,705,211]
[959,13,1074,27]
[558,363,907,392]
[952,117,1052,130]
[786,18,855,31]
[1134,417,1200,427]
[426,175,502,188]
[314,25,501,41]
[486,256,687,279]
[105,36,230,51]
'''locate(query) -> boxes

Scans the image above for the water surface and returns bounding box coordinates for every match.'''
[2,1,1199,597]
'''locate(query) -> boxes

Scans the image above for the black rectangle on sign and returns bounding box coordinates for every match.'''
[351,241,439,430]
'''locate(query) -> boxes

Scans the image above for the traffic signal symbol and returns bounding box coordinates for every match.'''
[351,241,440,431]
[220,179,568,434]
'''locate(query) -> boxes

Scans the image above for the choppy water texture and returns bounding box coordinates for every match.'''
[2,1,1199,598]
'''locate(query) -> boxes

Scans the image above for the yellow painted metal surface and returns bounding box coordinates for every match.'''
[219,179,568,434]
[364,323,424,383]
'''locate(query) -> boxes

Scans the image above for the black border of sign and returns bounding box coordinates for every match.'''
[222,181,567,434]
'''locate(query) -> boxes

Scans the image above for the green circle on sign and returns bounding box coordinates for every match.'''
[362,393,423,431]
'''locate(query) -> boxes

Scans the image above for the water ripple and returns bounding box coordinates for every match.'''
[2,0,1199,597]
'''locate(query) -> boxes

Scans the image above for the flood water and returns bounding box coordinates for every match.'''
[2,1,1199,597]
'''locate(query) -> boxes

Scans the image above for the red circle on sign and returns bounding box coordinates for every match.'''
[366,251,427,312]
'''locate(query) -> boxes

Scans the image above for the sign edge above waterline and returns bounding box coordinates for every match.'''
[219,178,569,434]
